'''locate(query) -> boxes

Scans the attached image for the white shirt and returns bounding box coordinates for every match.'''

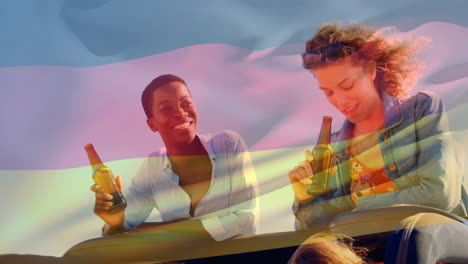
[123,131,259,241]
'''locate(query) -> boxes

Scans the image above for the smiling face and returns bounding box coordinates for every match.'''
[146,81,198,146]
[312,61,383,125]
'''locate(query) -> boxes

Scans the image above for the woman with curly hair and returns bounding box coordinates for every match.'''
[288,22,468,263]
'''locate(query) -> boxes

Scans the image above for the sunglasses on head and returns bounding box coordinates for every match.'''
[302,41,355,68]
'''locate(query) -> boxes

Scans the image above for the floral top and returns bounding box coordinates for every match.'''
[350,156,398,201]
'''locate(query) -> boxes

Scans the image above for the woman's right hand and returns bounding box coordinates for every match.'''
[288,150,315,201]
[90,175,125,229]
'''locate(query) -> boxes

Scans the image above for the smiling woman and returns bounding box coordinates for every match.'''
[288,22,468,263]
[90,74,259,242]
[313,61,383,134]
[290,21,466,224]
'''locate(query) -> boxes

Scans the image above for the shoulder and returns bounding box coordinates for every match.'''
[204,130,248,154]
[135,149,165,176]
[402,91,444,116]
[208,130,243,142]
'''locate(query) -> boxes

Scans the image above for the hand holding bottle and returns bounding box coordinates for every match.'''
[85,143,127,234]
[288,150,315,201]
[288,116,334,201]
[90,175,125,228]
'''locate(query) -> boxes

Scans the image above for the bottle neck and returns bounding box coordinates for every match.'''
[317,116,332,145]
[85,144,105,171]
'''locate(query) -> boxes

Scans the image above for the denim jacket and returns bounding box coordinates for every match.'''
[293,91,467,230]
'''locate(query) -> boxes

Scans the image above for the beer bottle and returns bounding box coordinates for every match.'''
[85,144,127,213]
[307,116,335,197]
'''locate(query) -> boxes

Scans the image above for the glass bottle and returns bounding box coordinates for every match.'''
[307,116,335,197]
[85,144,126,213]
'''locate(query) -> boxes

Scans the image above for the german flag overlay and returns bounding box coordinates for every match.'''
[1,1,467,263]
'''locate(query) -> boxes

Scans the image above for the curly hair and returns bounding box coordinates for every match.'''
[288,232,367,264]
[303,22,424,98]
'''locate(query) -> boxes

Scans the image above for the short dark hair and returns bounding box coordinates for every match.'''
[141,74,189,119]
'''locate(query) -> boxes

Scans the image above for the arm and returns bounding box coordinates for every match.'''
[292,169,354,230]
[291,148,354,230]
[293,197,341,231]
[103,158,159,236]
[126,218,213,240]
[356,93,463,212]
[199,131,259,241]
